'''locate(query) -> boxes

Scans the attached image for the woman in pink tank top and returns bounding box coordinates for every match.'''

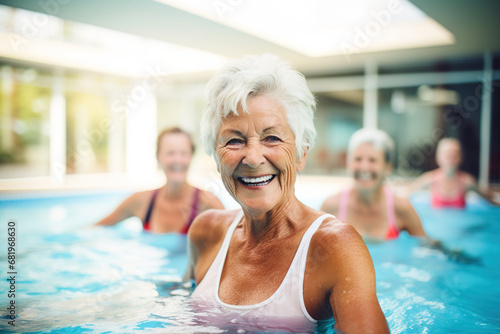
[321,129,429,241]
[409,138,497,208]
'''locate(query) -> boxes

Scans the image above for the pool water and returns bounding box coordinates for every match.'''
[0,190,499,333]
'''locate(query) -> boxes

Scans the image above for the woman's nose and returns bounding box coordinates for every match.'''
[358,159,371,170]
[242,142,265,168]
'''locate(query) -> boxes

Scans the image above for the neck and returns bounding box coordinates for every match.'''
[162,181,190,198]
[355,185,384,206]
[440,167,458,178]
[241,195,306,244]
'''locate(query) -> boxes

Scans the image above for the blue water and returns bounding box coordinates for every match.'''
[0,190,499,333]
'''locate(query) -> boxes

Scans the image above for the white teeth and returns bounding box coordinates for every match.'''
[241,175,273,183]
[359,172,372,180]
[170,165,185,171]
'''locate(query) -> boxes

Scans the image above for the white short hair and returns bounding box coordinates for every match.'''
[200,54,316,160]
[348,128,395,163]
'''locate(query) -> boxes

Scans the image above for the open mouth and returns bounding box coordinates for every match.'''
[168,165,187,172]
[354,171,377,181]
[238,175,276,187]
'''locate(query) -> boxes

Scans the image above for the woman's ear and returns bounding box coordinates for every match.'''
[296,147,309,172]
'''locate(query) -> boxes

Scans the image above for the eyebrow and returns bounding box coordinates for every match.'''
[220,129,244,137]
[220,126,283,138]
[263,126,277,132]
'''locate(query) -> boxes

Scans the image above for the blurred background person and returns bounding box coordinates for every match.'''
[321,128,429,242]
[95,127,224,233]
[408,138,498,208]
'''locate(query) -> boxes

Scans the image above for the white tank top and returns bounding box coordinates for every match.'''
[191,210,335,331]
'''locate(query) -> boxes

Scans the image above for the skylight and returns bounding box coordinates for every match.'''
[156,0,454,58]
[0,5,227,77]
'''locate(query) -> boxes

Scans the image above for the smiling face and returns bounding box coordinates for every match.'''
[216,95,306,216]
[157,132,193,184]
[348,142,392,191]
[436,140,462,170]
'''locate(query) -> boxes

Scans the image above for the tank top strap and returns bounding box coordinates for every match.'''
[143,188,160,230]
[337,188,351,222]
[384,187,397,226]
[211,210,244,276]
[188,188,201,224]
[297,213,336,322]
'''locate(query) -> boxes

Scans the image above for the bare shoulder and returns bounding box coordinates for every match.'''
[121,190,154,211]
[130,189,154,202]
[417,170,435,184]
[393,194,414,216]
[198,189,225,210]
[460,171,477,187]
[313,217,365,253]
[309,216,371,284]
[320,192,342,214]
[188,209,239,250]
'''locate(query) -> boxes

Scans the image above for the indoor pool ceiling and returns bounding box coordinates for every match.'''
[0,0,498,76]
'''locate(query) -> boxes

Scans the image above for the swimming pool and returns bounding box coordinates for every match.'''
[0,190,499,333]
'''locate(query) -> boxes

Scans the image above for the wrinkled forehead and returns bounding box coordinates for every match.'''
[218,96,290,134]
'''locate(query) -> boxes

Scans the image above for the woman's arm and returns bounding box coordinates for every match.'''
[324,223,390,333]
[184,209,234,283]
[403,171,433,197]
[199,190,225,211]
[463,172,499,205]
[395,197,427,238]
[320,193,341,215]
[94,193,142,226]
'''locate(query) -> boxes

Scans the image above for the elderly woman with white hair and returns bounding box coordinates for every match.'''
[185,55,389,333]
[321,128,428,241]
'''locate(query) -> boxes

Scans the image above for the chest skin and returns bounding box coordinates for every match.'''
[216,223,333,320]
[345,199,391,239]
[141,191,195,233]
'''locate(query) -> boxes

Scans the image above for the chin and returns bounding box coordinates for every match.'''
[238,197,278,215]
[167,174,187,183]
[355,180,379,190]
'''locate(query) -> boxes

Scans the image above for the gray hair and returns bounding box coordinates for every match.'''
[348,128,395,163]
[200,54,316,160]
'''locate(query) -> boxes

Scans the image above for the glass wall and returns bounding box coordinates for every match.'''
[303,92,363,175]
[0,66,51,178]
[64,73,128,175]
[306,56,499,185]
[0,63,131,179]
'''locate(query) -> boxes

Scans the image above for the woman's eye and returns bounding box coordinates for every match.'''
[264,136,281,142]
[226,138,243,145]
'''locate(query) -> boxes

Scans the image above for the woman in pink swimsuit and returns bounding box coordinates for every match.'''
[95,127,224,233]
[322,129,429,241]
[409,138,497,208]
